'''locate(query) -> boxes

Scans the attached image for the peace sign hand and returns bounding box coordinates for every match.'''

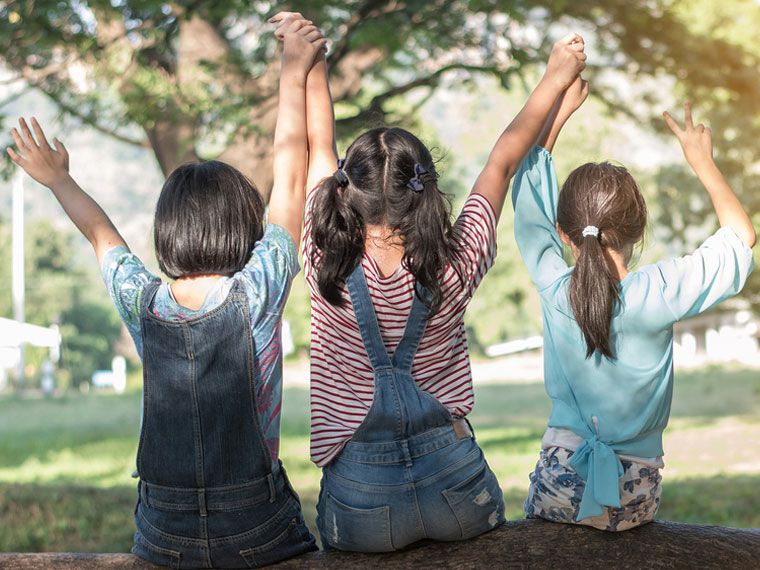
[663,102,714,169]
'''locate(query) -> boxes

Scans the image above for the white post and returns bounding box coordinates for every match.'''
[12,171,25,388]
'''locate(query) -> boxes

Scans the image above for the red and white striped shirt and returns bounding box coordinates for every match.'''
[302,192,497,466]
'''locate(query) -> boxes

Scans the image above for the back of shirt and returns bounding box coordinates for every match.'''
[513,146,754,456]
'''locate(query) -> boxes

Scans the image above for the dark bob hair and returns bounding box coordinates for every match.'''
[154,160,266,279]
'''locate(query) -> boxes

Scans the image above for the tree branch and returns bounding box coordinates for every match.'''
[37,88,148,148]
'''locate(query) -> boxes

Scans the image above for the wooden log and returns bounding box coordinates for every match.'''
[1,519,758,569]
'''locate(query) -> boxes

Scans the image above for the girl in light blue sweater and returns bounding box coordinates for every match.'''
[512,77,756,531]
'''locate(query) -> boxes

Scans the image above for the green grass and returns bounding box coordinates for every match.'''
[1,364,759,552]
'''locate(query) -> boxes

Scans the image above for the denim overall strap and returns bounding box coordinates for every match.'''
[345,264,394,372]
[390,284,432,373]
[345,263,453,444]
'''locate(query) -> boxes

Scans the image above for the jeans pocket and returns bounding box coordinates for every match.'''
[442,463,504,540]
[239,517,313,568]
[318,492,394,553]
[132,531,181,570]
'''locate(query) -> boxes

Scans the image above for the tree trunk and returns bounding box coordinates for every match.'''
[2,520,758,569]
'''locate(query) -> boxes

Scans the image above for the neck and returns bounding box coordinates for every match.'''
[364,224,403,250]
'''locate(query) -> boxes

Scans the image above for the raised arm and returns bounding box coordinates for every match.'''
[267,16,327,244]
[472,33,586,221]
[304,53,338,191]
[8,117,127,264]
[536,76,589,153]
[664,102,756,248]
[271,11,337,193]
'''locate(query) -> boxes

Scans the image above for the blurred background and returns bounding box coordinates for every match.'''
[1,0,759,552]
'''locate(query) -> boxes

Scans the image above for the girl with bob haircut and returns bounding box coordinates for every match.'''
[8,16,326,568]
[513,77,755,531]
[282,6,588,551]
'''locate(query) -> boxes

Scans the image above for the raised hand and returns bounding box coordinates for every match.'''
[664,101,754,247]
[7,117,127,261]
[269,12,327,74]
[8,117,70,188]
[663,102,713,168]
[544,33,587,91]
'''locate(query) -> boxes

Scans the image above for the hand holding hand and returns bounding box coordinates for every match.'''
[663,102,714,169]
[556,76,589,120]
[269,12,327,74]
[544,33,587,91]
[7,117,70,188]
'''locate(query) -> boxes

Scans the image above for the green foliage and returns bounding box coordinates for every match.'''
[0,366,758,551]
[0,218,122,388]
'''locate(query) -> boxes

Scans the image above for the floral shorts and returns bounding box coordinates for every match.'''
[524,446,662,531]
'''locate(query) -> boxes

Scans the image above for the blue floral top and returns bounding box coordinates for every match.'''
[101,224,299,465]
[513,146,754,520]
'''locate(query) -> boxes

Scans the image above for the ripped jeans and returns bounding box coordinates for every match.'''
[316,424,505,552]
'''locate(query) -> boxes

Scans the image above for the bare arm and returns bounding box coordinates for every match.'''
[537,76,589,152]
[271,12,337,193]
[8,117,127,265]
[267,17,328,244]
[304,53,339,191]
[472,33,587,221]
[664,102,756,248]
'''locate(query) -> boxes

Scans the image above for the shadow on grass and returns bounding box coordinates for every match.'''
[3,473,759,552]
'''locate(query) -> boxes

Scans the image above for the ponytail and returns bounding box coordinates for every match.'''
[310,174,364,306]
[569,233,620,359]
[557,162,648,361]
[398,173,457,313]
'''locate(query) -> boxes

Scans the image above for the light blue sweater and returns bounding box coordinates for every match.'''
[512,146,754,519]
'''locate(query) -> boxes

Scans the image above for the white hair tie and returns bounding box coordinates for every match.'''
[582,225,600,238]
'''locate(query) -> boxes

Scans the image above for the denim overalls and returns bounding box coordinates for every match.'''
[132,280,316,569]
[316,265,505,552]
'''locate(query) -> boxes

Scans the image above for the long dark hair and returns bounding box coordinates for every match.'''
[154,160,265,279]
[557,162,647,359]
[310,127,457,313]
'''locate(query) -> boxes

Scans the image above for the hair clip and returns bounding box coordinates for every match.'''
[334,158,349,188]
[582,225,600,238]
[407,163,428,193]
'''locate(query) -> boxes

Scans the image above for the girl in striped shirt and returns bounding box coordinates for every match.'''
[286,11,588,551]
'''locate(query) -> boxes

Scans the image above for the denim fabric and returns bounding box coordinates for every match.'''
[316,265,505,552]
[133,280,316,568]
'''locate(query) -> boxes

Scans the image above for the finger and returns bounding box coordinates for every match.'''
[7,146,24,164]
[704,127,712,137]
[268,11,302,23]
[304,30,323,43]
[662,111,683,136]
[568,41,586,52]
[696,123,705,133]
[314,39,329,54]
[53,137,68,159]
[576,52,588,62]
[297,24,319,36]
[558,32,583,46]
[291,19,312,33]
[684,101,693,129]
[11,128,29,152]
[30,117,51,150]
[18,118,38,149]
[580,79,590,97]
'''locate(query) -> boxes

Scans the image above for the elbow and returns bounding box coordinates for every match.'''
[745,229,757,249]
